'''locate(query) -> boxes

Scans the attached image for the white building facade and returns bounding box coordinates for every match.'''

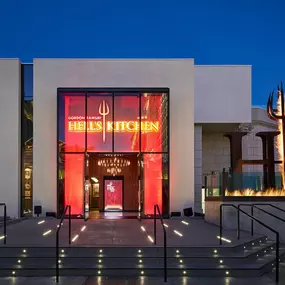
[0,59,255,218]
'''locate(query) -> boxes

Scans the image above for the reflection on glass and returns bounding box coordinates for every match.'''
[141,93,168,152]
[87,95,113,152]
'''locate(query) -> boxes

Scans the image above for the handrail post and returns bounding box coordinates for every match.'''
[154,205,157,245]
[237,206,240,240]
[164,230,167,282]
[251,205,254,236]
[56,231,59,282]
[68,206,71,245]
[219,204,222,245]
[276,232,279,283]
[4,205,6,245]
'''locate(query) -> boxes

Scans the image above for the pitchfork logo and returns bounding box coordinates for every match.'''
[98,100,109,142]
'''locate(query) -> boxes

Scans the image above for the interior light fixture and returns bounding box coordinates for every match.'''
[91,177,99,183]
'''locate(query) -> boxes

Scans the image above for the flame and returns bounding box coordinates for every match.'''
[225,188,285,196]
[276,93,285,188]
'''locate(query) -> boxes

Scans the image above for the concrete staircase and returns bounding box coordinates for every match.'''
[0,236,284,279]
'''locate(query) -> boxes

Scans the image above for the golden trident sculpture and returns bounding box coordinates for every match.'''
[99,100,109,142]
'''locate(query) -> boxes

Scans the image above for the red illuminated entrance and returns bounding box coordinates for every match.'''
[57,90,169,218]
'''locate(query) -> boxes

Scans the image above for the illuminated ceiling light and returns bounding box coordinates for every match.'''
[163,224,169,228]
[81,226,86,232]
[43,230,52,236]
[217,236,231,243]
[37,220,45,225]
[91,177,99,183]
[147,235,154,243]
[174,230,183,237]
[181,221,189,225]
[72,235,79,242]
[141,226,146,232]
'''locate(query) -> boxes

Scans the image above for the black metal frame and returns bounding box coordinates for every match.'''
[154,204,167,282]
[220,204,280,283]
[56,205,71,283]
[0,203,7,244]
[56,89,170,218]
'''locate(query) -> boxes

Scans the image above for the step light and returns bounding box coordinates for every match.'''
[98,270,101,274]
[72,235,79,242]
[138,249,142,253]
[38,220,45,225]
[12,271,15,275]
[180,259,183,263]
[183,271,187,275]
[98,259,102,263]
[164,224,169,228]
[174,230,183,237]
[217,236,231,243]
[252,243,254,245]
[141,226,146,232]
[244,246,246,249]
[226,271,229,275]
[176,250,180,254]
[23,249,26,253]
[147,235,154,243]
[220,260,223,264]
[81,226,86,232]
[0,235,5,240]
[214,249,218,254]
[139,260,142,263]
[141,271,144,275]
[181,221,189,225]
[18,260,21,264]
[43,230,52,236]
[61,250,64,253]
[58,260,61,264]
[99,249,103,253]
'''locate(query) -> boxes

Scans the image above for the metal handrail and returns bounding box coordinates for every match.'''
[0,203,7,244]
[220,204,279,283]
[56,205,71,283]
[154,204,167,282]
[238,204,285,237]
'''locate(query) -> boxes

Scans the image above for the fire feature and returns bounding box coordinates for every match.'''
[226,188,285,197]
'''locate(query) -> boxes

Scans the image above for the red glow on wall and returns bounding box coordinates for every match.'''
[143,154,162,215]
[64,154,84,215]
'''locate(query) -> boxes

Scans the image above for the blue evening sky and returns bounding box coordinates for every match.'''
[0,0,284,105]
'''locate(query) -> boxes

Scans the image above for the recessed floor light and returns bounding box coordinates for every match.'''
[174,230,183,237]
[38,220,45,224]
[72,235,79,242]
[141,226,146,232]
[81,226,86,232]
[217,236,231,243]
[182,221,189,225]
[147,235,154,243]
[43,230,52,236]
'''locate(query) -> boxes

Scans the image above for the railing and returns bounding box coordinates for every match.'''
[0,203,7,244]
[220,204,280,283]
[154,204,167,282]
[56,205,71,283]
[238,203,285,237]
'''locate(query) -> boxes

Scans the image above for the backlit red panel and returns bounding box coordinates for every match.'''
[64,154,84,215]
[143,154,162,215]
[104,179,123,211]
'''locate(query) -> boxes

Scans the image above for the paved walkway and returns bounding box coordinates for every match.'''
[0,217,262,247]
[0,276,277,285]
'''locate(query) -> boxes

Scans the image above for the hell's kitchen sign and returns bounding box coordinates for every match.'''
[68,100,159,141]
